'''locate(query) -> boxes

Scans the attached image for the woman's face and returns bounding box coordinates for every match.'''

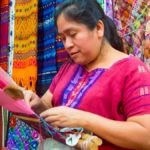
[57,13,103,66]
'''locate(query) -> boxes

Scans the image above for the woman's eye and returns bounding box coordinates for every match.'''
[69,32,77,37]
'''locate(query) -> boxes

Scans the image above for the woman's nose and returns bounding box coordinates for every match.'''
[64,37,74,49]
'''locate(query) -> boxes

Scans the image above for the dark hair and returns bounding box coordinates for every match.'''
[55,0,123,51]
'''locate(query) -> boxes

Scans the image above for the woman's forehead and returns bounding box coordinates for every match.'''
[57,14,86,33]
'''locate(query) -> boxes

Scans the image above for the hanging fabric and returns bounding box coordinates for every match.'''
[6,0,40,149]
[0,0,9,148]
[113,0,149,69]
[36,0,68,96]
[0,0,9,71]
[12,0,38,91]
[105,0,113,19]
[143,1,150,68]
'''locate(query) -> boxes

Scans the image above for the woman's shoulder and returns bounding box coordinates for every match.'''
[110,55,150,72]
[57,59,80,76]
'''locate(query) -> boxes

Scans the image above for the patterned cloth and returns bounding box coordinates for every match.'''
[50,56,150,150]
[12,0,38,91]
[0,0,9,148]
[6,0,39,149]
[7,114,39,150]
[104,0,113,19]
[0,0,9,71]
[113,0,149,68]
[36,0,68,96]
[143,1,150,68]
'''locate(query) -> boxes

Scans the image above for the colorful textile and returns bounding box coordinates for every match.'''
[0,0,9,71]
[113,0,149,64]
[104,0,113,19]
[0,0,9,148]
[36,0,68,96]
[8,0,15,76]
[12,0,38,91]
[142,1,150,68]
[49,56,150,150]
[128,1,148,58]
[7,115,39,150]
[6,0,39,149]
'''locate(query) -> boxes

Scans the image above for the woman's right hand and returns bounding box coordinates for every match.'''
[23,89,53,114]
[23,90,41,110]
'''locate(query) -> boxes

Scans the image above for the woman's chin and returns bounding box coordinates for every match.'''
[73,60,87,66]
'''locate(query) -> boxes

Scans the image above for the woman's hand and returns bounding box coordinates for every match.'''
[23,90,41,109]
[40,106,86,128]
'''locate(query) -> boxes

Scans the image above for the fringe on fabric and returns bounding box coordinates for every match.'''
[12,0,38,92]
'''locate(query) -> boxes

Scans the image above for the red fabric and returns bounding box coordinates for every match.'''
[49,56,150,149]
[0,0,9,71]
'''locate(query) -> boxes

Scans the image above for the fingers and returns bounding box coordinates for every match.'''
[40,107,59,117]
[23,90,33,106]
[43,114,67,128]
[23,90,40,108]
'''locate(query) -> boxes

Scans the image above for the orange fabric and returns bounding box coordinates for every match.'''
[0,0,9,6]
[12,0,38,91]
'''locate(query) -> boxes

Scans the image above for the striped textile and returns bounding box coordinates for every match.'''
[36,0,68,96]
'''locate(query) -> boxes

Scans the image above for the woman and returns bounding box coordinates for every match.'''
[23,0,150,149]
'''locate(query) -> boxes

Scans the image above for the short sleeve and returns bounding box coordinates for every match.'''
[123,61,150,117]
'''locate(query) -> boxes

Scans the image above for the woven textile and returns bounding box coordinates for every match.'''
[128,1,148,57]
[12,0,38,91]
[113,0,149,68]
[143,1,150,67]
[6,0,39,149]
[0,0,9,71]
[105,0,113,19]
[113,0,134,53]
[36,0,68,96]
[0,0,9,148]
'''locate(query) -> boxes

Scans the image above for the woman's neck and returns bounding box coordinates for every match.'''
[85,42,128,71]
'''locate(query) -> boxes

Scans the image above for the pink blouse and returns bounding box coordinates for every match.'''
[49,56,150,150]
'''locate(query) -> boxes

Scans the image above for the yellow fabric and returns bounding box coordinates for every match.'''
[12,0,38,91]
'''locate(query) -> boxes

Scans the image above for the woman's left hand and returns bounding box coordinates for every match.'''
[40,106,86,128]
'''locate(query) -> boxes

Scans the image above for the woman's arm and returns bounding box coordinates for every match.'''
[40,106,150,150]
[82,112,150,150]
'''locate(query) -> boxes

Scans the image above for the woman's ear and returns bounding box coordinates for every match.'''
[96,20,104,38]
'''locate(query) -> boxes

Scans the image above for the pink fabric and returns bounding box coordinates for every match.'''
[0,89,34,115]
[0,67,35,115]
[49,56,150,150]
[0,67,14,88]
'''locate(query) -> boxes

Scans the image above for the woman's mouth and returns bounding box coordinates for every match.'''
[70,51,79,57]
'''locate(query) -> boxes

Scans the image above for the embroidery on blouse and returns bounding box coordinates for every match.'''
[61,66,105,108]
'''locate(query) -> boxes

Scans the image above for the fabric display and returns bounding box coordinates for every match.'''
[12,0,38,91]
[5,0,40,149]
[114,0,149,66]
[0,0,9,146]
[36,0,68,97]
